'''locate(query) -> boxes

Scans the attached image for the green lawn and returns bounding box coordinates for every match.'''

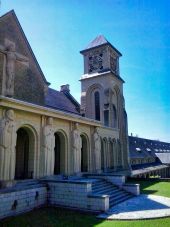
[1,179,170,227]
[133,180,170,198]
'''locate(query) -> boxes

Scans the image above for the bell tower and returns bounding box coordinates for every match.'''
[80,35,130,171]
[80,35,124,127]
[80,35,122,77]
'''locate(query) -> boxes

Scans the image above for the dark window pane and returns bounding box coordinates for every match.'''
[94,91,100,121]
[113,105,117,128]
[104,110,109,126]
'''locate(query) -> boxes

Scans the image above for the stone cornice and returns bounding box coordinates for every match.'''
[0,96,101,126]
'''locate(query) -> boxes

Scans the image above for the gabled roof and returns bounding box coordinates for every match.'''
[45,88,80,115]
[80,35,122,56]
[0,10,50,86]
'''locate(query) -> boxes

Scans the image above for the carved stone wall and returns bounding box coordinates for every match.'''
[0,12,47,105]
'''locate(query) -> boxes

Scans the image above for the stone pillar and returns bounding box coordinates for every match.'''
[42,117,55,176]
[72,123,82,174]
[93,127,101,173]
[0,109,16,184]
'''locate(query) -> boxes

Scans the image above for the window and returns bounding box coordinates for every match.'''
[104,110,109,126]
[112,105,117,128]
[136,148,141,152]
[94,91,100,121]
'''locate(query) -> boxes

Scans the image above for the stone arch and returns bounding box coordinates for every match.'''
[15,124,37,180]
[86,83,104,121]
[54,130,68,175]
[80,133,90,172]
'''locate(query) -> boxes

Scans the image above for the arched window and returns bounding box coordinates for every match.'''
[94,91,100,121]
[112,105,117,128]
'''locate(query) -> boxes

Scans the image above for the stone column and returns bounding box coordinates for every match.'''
[93,127,101,173]
[0,109,16,184]
[72,123,82,174]
[42,117,55,176]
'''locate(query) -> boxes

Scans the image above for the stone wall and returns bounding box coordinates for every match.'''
[0,180,109,220]
[0,11,47,105]
[0,186,47,219]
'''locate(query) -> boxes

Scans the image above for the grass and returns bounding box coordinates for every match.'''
[131,179,170,198]
[1,179,170,227]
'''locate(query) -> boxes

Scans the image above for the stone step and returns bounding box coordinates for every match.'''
[110,194,133,207]
[108,190,127,197]
[110,192,129,201]
[92,186,120,195]
[91,178,134,208]
[92,181,109,188]
[92,183,117,192]
[92,180,117,188]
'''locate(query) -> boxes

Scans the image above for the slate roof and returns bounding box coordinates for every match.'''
[45,88,80,115]
[86,35,108,49]
[129,136,170,159]
[155,153,170,164]
[80,35,122,56]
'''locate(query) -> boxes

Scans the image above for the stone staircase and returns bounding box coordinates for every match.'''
[91,179,134,207]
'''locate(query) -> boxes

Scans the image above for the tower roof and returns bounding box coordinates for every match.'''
[80,35,122,56]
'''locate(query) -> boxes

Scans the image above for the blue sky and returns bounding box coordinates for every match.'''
[1,0,170,142]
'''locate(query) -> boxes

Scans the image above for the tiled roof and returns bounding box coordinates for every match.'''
[85,35,108,49]
[80,35,122,56]
[129,136,170,159]
[45,88,80,115]
[155,153,170,164]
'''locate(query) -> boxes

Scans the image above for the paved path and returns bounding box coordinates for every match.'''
[98,194,170,220]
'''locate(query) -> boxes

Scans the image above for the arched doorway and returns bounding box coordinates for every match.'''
[54,131,67,175]
[80,134,88,172]
[15,127,34,180]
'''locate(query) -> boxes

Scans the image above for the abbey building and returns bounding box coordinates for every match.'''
[0,10,135,218]
[0,10,130,182]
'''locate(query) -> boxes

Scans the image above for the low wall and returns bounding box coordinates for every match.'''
[0,186,47,219]
[47,180,108,212]
[122,184,140,195]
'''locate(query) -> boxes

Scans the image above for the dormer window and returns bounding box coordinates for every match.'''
[146,148,151,152]
[136,148,141,152]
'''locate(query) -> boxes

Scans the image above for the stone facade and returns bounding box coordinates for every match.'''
[0,11,49,105]
[0,11,131,183]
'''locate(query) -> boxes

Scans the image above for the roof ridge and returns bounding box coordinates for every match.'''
[0,9,15,19]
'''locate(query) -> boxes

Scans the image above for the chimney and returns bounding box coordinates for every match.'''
[60,84,70,93]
